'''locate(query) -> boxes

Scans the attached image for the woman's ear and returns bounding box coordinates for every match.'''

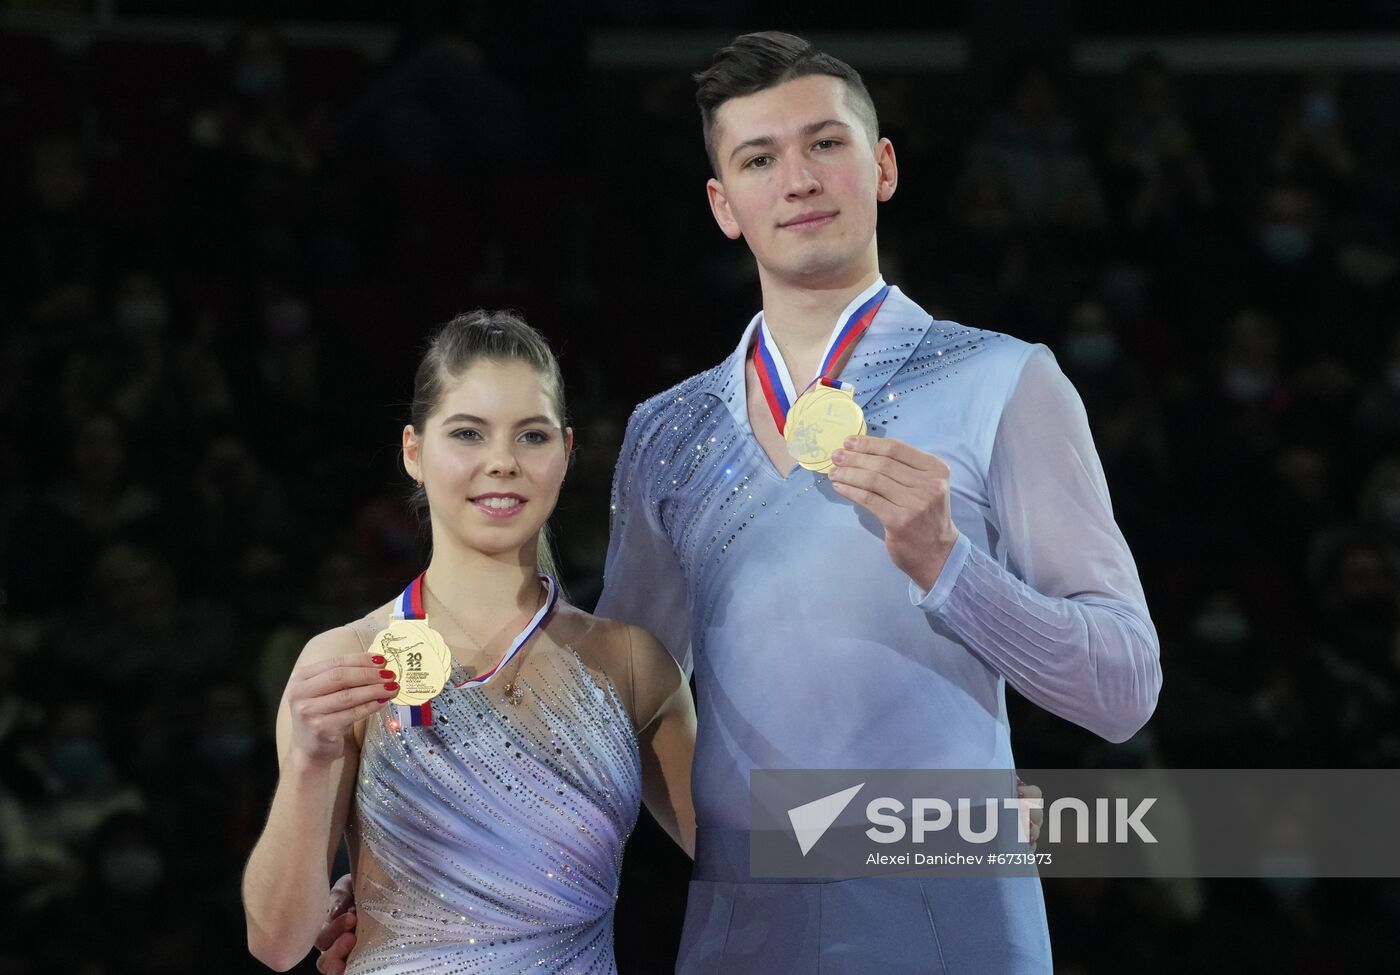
[402,424,423,485]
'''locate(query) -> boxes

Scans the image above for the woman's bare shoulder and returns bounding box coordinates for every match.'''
[301,601,396,665]
[564,608,679,687]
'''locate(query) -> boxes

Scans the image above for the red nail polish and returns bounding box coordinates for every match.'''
[384,681,399,691]
[379,670,395,679]
[371,655,386,665]
[378,698,390,704]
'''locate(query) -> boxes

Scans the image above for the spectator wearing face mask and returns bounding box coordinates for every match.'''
[1296,533,1400,764]
[1056,298,1173,560]
[962,57,1108,233]
[168,678,275,887]
[1271,72,1357,199]
[1228,182,1347,350]
[1102,52,1216,246]
[21,700,145,868]
[1164,309,1293,562]
[32,811,213,974]
[1157,589,1285,767]
[7,134,102,329]
[189,23,316,176]
[6,413,162,613]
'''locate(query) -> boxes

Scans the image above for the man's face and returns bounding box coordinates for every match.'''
[706,75,896,287]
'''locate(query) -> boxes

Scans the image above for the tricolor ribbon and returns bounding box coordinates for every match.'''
[388,574,432,728]
[751,281,891,434]
[388,571,558,729]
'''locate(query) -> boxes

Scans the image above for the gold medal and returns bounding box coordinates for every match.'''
[784,385,867,474]
[369,618,452,706]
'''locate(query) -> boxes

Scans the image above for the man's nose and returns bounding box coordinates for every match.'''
[783,158,822,199]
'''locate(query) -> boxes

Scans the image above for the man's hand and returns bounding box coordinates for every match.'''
[829,436,959,591]
[315,874,358,975]
[1018,778,1044,851]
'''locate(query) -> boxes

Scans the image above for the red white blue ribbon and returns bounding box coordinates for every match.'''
[389,573,433,728]
[751,280,890,434]
[387,571,558,729]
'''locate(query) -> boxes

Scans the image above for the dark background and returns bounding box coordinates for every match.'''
[3,1,1400,972]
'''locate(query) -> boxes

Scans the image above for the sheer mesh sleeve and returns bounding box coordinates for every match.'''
[595,408,693,675]
[914,345,1162,742]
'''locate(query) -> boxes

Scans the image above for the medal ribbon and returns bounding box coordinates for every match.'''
[752,282,891,434]
[388,571,558,729]
[389,574,433,727]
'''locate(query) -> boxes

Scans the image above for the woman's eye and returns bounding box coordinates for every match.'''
[520,430,551,445]
[451,429,482,441]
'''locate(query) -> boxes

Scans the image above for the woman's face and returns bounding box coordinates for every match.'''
[404,359,571,562]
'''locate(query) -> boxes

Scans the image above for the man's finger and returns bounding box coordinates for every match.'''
[841,435,940,471]
[1018,782,1044,850]
[314,909,356,951]
[317,930,357,975]
[328,873,355,917]
[829,448,923,489]
[828,465,917,506]
[830,478,899,524]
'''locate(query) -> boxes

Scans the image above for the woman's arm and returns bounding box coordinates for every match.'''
[242,629,390,971]
[626,624,697,859]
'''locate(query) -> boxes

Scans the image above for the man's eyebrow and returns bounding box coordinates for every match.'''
[726,119,851,164]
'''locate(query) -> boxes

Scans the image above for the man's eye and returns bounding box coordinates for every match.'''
[745,155,772,169]
[813,139,840,151]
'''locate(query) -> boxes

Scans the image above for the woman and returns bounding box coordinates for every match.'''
[243,310,697,973]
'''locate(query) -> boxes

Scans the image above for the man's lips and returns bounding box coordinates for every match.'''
[779,210,839,231]
[469,492,527,518]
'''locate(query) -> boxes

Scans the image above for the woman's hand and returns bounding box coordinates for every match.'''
[286,653,396,764]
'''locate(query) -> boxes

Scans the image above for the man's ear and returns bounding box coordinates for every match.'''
[707,178,744,240]
[875,137,898,203]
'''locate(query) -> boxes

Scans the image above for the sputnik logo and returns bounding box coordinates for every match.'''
[787,783,864,856]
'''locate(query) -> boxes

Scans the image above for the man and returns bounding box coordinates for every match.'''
[597,31,1158,973]
[318,30,1160,973]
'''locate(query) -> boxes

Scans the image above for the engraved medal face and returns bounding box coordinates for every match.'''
[784,386,867,473]
[371,619,451,706]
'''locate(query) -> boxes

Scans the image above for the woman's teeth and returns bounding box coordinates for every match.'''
[478,497,521,509]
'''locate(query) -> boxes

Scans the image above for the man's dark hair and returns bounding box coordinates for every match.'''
[693,31,880,175]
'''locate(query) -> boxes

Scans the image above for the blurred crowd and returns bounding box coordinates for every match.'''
[2,11,1400,975]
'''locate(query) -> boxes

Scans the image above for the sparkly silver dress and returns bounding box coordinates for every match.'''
[344,620,641,975]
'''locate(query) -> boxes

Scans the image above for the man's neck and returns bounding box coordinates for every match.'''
[759,265,881,352]
[756,261,882,386]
